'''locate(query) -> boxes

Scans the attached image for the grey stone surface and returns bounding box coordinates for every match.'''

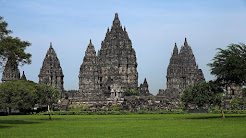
[78,40,102,97]
[158,38,205,98]
[39,42,64,95]
[78,13,138,97]
[139,78,151,96]
[1,59,20,82]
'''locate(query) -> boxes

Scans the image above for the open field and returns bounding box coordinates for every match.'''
[0,114,246,137]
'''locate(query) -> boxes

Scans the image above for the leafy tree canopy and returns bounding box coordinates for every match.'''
[35,84,60,105]
[181,81,225,118]
[0,80,37,113]
[181,81,224,108]
[208,43,246,87]
[0,16,31,67]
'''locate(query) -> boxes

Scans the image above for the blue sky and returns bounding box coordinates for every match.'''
[0,0,246,95]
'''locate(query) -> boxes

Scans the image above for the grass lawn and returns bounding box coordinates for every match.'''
[0,114,246,137]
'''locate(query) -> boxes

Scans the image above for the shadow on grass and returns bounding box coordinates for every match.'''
[0,120,42,125]
[0,120,43,129]
[0,126,11,129]
[186,115,246,119]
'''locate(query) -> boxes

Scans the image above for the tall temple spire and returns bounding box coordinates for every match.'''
[98,13,138,96]
[79,40,100,96]
[164,39,205,96]
[1,59,20,82]
[39,43,64,94]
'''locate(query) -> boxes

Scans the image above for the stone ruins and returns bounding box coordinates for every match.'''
[1,13,242,111]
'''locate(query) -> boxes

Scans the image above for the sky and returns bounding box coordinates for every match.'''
[0,0,246,95]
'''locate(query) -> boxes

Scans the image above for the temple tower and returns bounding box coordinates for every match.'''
[1,59,20,82]
[39,42,64,93]
[78,40,100,96]
[165,38,205,94]
[98,13,138,96]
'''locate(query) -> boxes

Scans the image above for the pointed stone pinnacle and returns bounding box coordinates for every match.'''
[115,13,118,19]
[21,71,26,80]
[50,42,52,48]
[184,38,188,46]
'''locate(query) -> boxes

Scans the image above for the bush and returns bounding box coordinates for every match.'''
[37,110,187,115]
[211,110,246,114]
[230,98,245,110]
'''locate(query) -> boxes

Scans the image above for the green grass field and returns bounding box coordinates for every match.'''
[0,114,246,137]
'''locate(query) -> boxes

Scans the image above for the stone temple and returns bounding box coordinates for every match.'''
[78,13,138,98]
[38,42,64,94]
[7,13,244,111]
[158,38,205,98]
[1,59,20,82]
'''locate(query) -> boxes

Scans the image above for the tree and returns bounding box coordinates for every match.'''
[36,84,60,120]
[0,16,31,67]
[0,80,37,114]
[208,43,246,87]
[181,81,225,118]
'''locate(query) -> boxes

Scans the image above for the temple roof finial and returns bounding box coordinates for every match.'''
[172,42,179,55]
[184,38,188,46]
[115,13,118,19]
[50,42,52,48]
[90,39,92,44]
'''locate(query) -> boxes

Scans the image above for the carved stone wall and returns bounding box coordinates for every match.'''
[39,42,64,94]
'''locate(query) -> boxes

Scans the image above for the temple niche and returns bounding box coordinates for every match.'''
[158,38,205,98]
[39,42,64,94]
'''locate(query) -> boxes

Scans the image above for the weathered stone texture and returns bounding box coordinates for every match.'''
[39,42,64,92]
[139,78,151,96]
[159,38,205,97]
[78,13,138,97]
[98,13,138,96]
[78,40,101,96]
[1,59,20,82]
[168,38,205,92]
